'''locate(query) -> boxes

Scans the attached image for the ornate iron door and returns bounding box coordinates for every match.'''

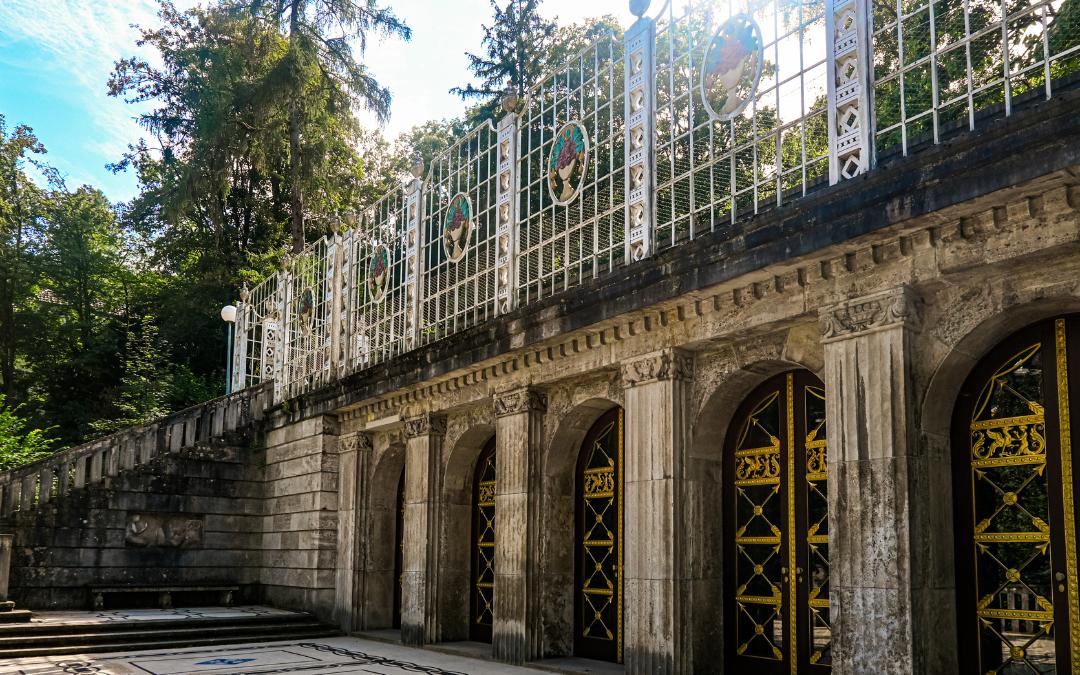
[575,407,623,663]
[470,439,497,642]
[724,371,831,674]
[393,468,404,629]
[952,317,1080,674]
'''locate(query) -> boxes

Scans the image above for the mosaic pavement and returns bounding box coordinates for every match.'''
[6,637,553,675]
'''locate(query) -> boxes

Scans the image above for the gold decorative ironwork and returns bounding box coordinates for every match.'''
[786,373,797,675]
[733,383,786,662]
[578,412,623,662]
[965,338,1064,672]
[472,445,497,635]
[1056,319,1080,666]
[731,374,830,670]
[804,384,831,669]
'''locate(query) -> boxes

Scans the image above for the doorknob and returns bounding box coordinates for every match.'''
[1056,571,1067,592]
[781,566,788,582]
[796,566,804,583]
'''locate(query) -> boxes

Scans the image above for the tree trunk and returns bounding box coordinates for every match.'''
[288,0,305,254]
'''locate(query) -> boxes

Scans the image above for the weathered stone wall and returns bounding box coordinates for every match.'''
[258,414,339,619]
[10,443,265,610]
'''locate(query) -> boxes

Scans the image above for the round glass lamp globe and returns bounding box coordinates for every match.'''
[220,305,237,323]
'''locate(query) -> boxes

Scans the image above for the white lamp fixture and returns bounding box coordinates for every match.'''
[221,304,237,323]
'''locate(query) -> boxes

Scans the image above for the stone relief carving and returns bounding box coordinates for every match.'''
[819,286,921,340]
[621,349,694,387]
[125,513,204,548]
[403,414,447,438]
[494,389,548,417]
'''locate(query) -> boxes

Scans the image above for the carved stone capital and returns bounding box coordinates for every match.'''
[819,286,921,342]
[493,388,548,418]
[339,432,372,454]
[403,414,447,439]
[621,349,694,388]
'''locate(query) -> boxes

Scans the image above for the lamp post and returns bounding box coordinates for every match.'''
[221,304,237,395]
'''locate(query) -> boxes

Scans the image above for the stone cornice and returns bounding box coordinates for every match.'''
[493,388,548,417]
[403,413,447,439]
[819,286,921,342]
[621,349,694,388]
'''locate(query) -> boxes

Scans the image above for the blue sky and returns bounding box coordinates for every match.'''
[0,0,627,204]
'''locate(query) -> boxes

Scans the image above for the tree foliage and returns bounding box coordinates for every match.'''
[0,395,54,472]
[451,0,556,124]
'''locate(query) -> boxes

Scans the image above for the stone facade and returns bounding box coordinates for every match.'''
[1,68,1078,675]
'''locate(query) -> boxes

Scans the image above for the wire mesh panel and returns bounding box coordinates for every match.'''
[872,0,1080,157]
[420,123,499,344]
[517,32,626,304]
[350,188,411,369]
[284,237,334,398]
[653,0,830,250]
[239,274,279,388]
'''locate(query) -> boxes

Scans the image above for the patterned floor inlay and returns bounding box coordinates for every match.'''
[9,638,551,675]
[24,607,296,626]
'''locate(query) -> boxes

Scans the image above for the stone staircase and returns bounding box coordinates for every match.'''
[0,611,341,658]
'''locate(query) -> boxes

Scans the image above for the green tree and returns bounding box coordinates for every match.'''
[0,395,54,471]
[450,0,556,124]
[0,117,52,401]
[27,186,133,444]
[91,314,170,435]
[229,0,411,252]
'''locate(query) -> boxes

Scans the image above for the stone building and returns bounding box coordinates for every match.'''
[3,1,1080,673]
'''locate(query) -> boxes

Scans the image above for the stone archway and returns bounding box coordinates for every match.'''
[918,295,1080,673]
[360,435,406,630]
[540,394,621,658]
[690,356,821,669]
[437,423,495,642]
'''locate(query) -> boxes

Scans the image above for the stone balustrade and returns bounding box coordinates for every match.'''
[0,382,273,519]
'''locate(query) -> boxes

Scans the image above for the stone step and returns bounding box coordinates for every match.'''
[0,612,317,636]
[0,620,327,646]
[0,615,342,658]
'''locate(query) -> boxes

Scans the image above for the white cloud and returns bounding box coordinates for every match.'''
[0,0,198,176]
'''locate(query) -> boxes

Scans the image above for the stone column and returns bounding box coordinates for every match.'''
[820,286,946,674]
[621,349,697,673]
[401,413,446,645]
[335,432,371,633]
[492,388,546,663]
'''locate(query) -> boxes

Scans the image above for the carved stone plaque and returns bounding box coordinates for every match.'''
[124,513,204,548]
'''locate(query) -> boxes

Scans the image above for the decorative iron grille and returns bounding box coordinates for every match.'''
[284,236,334,398]
[871,0,1080,157]
[420,123,500,344]
[653,0,830,250]
[350,188,411,369]
[239,273,279,388]
[517,31,626,303]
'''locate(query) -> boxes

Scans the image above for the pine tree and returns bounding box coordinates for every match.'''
[230,0,412,252]
[450,0,556,123]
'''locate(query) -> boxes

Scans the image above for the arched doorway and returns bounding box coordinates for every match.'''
[470,438,496,642]
[392,467,404,630]
[723,370,830,673]
[574,406,623,663]
[951,316,1080,673]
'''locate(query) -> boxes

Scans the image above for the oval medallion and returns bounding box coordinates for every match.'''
[443,193,473,263]
[368,244,390,302]
[700,14,764,122]
[547,121,589,206]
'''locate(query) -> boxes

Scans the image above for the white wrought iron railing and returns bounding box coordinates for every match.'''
[228,0,1079,403]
